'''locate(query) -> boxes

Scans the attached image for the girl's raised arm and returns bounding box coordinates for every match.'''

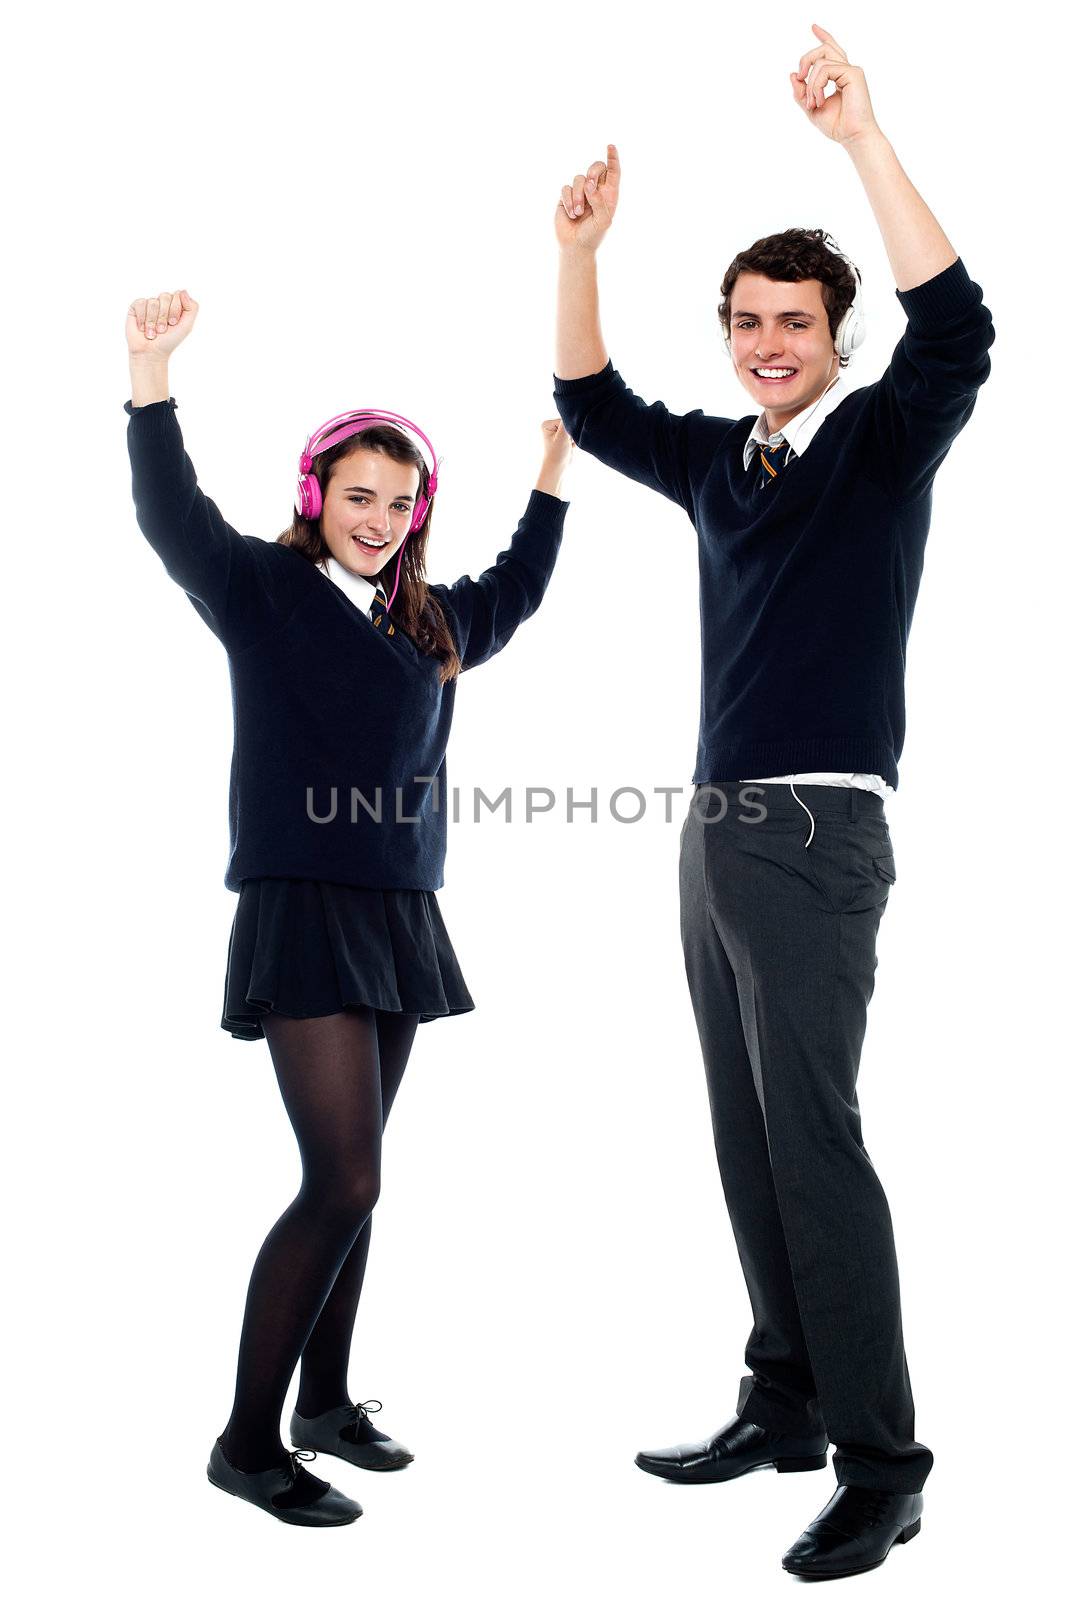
[125,290,300,653]
[432,419,572,671]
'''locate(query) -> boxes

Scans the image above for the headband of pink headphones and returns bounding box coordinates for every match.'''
[295,408,441,611]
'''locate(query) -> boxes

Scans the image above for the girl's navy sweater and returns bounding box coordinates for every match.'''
[125,397,568,891]
[552,256,994,790]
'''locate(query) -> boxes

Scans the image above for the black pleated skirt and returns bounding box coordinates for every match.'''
[221,878,475,1041]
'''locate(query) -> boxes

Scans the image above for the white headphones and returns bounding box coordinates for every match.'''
[721,238,865,361]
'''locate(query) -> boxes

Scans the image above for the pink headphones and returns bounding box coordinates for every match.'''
[295,408,441,610]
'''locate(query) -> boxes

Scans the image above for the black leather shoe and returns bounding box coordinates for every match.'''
[206,1436,363,1526]
[290,1399,414,1471]
[781,1485,923,1577]
[635,1412,828,1484]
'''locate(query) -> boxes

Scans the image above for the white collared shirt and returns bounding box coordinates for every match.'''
[739,374,895,799]
[741,372,853,472]
[318,554,384,615]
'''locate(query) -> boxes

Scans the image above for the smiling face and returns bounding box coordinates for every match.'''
[727,273,841,432]
[319,446,422,579]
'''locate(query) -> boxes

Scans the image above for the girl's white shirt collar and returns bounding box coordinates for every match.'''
[318,554,385,615]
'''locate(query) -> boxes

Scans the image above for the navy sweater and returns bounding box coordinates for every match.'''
[125,397,567,891]
[552,256,994,789]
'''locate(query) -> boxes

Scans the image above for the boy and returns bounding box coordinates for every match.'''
[551,24,993,1580]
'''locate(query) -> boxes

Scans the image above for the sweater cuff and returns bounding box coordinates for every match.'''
[526,487,570,520]
[895,257,980,334]
[551,359,616,396]
[124,394,178,431]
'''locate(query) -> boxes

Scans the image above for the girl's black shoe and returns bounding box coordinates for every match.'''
[207,1436,363,1526]
[290,1399,414,1471]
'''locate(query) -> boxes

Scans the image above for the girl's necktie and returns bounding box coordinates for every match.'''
[369,591,397,637]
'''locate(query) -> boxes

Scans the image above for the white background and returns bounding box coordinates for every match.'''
[5,0,1060,1594]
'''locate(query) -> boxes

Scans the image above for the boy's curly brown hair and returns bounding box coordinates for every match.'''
[718,228,862,366]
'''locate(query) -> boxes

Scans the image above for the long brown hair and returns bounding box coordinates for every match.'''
[717,228,862,368]
[278,424,460,683]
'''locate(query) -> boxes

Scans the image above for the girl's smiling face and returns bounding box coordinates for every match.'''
[319,446,422,578]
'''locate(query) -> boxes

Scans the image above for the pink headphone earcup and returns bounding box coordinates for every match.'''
[411,481,437,531]
[296,473,323,520]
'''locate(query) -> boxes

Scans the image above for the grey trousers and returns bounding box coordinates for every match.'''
[678,780,933,1493]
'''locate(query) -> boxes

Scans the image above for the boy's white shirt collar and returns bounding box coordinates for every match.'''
[742,372,852,470]
[319,554,385,615]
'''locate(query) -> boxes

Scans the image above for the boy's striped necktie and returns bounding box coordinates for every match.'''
[758,440,789,488]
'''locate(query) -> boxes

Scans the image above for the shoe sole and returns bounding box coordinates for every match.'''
[635,1451,828,1484]
[308,1452,412,1472]
[206,1466,363,1526]
[289,1441,415,1472]
[781,1517,921,1577]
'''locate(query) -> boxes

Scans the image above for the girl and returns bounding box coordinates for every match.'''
[125,288,572,1527]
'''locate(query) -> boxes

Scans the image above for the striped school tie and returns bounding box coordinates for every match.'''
[757,440,788,489]
[369,589,397,637]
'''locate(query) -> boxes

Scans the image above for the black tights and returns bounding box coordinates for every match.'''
[218,1007,419,1474]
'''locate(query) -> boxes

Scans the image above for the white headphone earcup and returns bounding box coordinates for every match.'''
[834,307,852,357]
[835,278,866,357]
[843,307,866,355]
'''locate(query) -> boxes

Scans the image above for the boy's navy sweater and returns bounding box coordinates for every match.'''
[552,256,994,790]
[125,397,567,891]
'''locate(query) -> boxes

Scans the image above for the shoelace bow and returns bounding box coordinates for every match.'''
[287,1446,317,1475]
[342,1398,383,1431]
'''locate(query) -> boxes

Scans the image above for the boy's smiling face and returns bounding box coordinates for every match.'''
[727,273,841,431]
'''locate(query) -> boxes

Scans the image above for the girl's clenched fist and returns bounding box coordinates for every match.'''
[126,289,198,358]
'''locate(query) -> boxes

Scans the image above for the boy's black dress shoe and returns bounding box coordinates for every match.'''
[635,1412,828,1483]
[290,1399,414,1471]
[206,1437,363,1526]
[781,1485,923,1577]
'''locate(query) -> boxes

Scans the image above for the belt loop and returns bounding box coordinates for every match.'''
[849,788,859,821]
